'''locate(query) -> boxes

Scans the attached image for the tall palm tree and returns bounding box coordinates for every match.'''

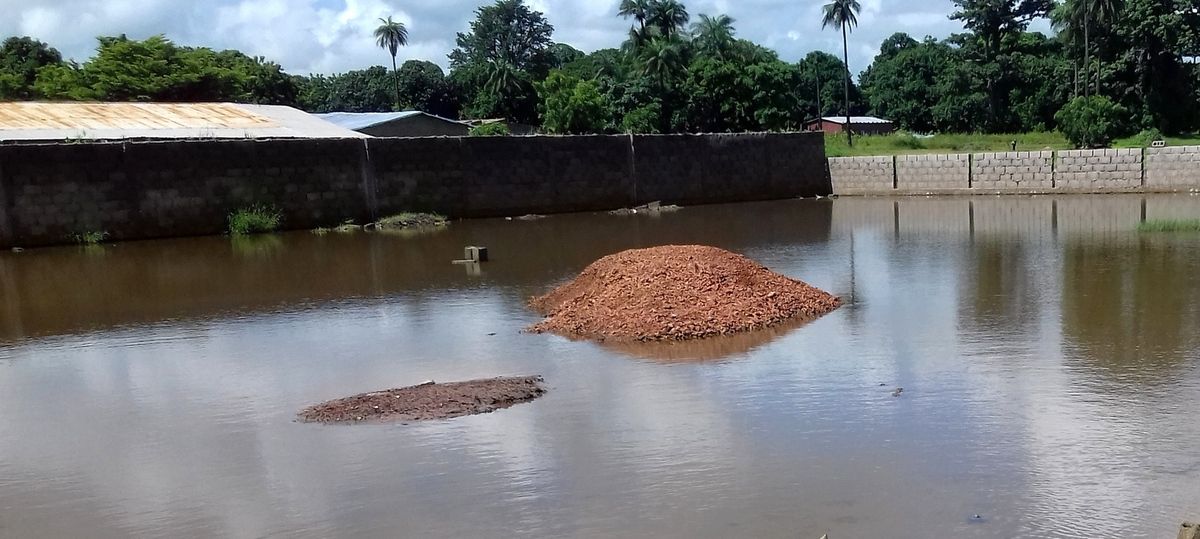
[374,16,408,110]
[691,14,736,58]
[618,0,653,32]
[638,37,686,86]
[822,0,860,146]
[1053,0,1122,97]
[648,0,690,38]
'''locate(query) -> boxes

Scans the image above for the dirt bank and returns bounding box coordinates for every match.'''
[529,245,841,342]
[298,376,546,423]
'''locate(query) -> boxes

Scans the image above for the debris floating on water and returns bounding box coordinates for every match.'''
[528,245,841,342]
[298,376,546,424]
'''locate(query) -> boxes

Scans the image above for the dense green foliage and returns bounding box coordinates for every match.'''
[1055,95,1130,147]
[3,0,1200,140]
[227,205,282,236]
[469,122,512,136]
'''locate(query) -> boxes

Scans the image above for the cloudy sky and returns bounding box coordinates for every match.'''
[0,0,1053,76]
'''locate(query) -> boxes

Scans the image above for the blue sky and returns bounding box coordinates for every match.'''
[0,0,1054,76]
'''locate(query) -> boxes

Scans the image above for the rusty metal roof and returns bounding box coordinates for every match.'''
[0,102,367,141]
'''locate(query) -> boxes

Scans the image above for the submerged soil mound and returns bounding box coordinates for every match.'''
[298,376,545,423]
[529,245,841,342]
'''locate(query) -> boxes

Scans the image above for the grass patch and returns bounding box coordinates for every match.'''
[374,212,448,230]
[825,131,1200,157]
[70,231,109,245]
[228,205,282,236]
[1138,219,1200,233]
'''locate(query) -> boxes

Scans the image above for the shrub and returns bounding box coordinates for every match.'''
[469,122,511,136]
[1055,96,1130,148]
[890,133,926,150]
[1127,128,1165,148]
[228,204,282,235]
[621,105,662,134]
[70,231,109,245]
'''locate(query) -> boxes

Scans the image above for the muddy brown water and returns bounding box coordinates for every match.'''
[1,194,1199,538]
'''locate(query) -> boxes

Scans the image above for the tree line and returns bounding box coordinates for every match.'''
[2,0,1199,144]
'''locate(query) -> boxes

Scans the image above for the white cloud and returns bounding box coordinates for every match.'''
[0,0,1053,76]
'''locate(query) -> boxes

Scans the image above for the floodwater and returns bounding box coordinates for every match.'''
[1,194,1199,539]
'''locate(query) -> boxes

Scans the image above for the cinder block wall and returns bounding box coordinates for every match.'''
[895,154,970,191]
[1145,146,1200,190]
[1054,149,1142,191]
[972,151,1054,190]
[0,132,830,248]
[829,156,893,194]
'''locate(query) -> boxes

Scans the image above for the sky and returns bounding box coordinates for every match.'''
[0,0,1054,76]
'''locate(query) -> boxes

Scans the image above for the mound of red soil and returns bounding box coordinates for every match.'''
[529,245,841,342]
[298,376,545,423]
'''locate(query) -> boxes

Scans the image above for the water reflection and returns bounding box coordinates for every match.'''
[1,195,1199,538]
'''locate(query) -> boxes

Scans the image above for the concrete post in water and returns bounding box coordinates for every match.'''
[1180,522,1199,539]
[465,246,489,263]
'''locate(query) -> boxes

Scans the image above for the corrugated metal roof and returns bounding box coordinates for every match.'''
[0,102,367,141]
[818,116,893,125]
[316,111,464,131]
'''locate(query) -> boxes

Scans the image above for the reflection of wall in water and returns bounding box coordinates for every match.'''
[1061,237,1200,383]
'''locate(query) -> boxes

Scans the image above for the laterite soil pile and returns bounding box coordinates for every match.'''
[529,245,840,342]
[298,376,546,423]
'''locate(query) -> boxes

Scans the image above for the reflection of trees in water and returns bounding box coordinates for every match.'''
[958,239,1041,339]
[1061,237,1200,384]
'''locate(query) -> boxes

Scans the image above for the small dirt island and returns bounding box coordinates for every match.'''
[529,245,841,342]
[298,376,546,424]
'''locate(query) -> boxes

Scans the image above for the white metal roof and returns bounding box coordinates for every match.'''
[817,116,893,125]
[0,102,368,141]
[316,111,465,131]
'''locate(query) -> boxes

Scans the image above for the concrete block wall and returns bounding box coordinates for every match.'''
[896,154,970,191]
[0,132,829,248]
[972,151,1054,190]
[633,133,829,204]
[1145,146,1200,190]
[828,156,893,194]
[1054,149,1142,192]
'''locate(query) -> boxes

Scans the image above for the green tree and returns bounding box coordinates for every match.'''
[395,60,460,117]
[648,0,691,38]
[797,51,864,120]
[536,70,609,133]
[449,0,554,123]
[374,16,409,110]
[0,37,63,99]
[691,14,737,58]
[638,36,687,86]
[1052,0,1123,97]
[1055,95,1130,147]
[822,0,861,146]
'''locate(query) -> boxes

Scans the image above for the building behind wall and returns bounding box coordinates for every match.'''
[804,116,896,136]
[316,111,470,137]
[0,102,367,142]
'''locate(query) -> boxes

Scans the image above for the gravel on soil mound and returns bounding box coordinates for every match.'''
[298,376,546,423]
[528,245,841,342]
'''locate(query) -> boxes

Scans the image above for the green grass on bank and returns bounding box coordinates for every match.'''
[227,205,282,235]
[824,132,1200,157]
[1138,219,1200,233]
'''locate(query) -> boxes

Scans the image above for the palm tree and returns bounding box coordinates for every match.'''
[648,0,690,38]
[1053,0,1122,97]
[822,0,860,146]
[374,16,408,110]
[619,0,653,32]
[691,14,736,58]
[638,37,686,86]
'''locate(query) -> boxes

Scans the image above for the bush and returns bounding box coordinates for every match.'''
[1055,96,1130,148]
[621,105,662,134]
[1127,128,1165,148]
[890,133,926,150]
[70,231,109,245]
[228,204,282,235]
[469,122,510,136]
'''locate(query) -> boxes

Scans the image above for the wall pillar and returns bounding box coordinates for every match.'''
[0,149,12,249]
